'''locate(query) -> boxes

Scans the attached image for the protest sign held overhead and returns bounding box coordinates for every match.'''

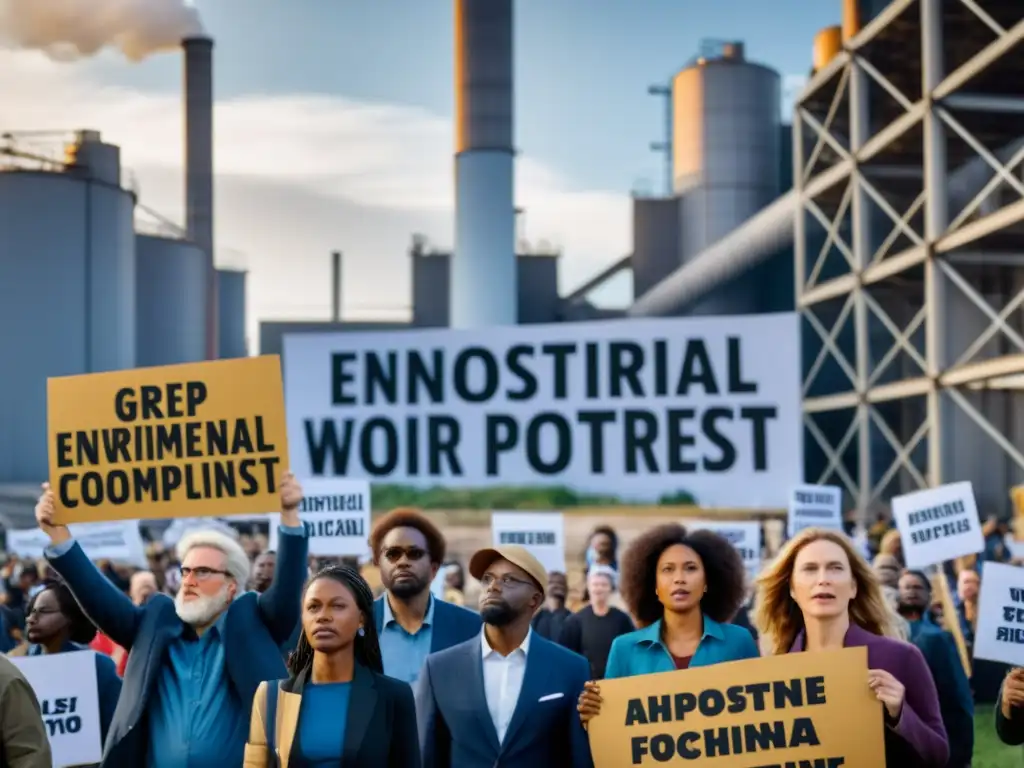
[972,562,1024,668]
[7,520,147,568]
[12,652,102,767]
[687,519,761,579]
[587,647,883,767]
[891,481,984,569]
[283,315,801,507]
[491,511,566,572]
[47,356,289,524]
[269,478,371,557]
[788,484,842,538]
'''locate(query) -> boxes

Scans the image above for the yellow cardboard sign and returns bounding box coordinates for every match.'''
[47,356,288,524]
[588,647,884,767]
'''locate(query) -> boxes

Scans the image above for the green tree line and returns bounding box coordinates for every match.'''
[369,484,698,510]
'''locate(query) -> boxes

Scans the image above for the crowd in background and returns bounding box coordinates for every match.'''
[0,497,1019,767]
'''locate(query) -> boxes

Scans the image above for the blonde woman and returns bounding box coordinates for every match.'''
[755,529,948,767]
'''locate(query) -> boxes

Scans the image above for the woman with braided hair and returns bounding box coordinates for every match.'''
[243,565,421,767]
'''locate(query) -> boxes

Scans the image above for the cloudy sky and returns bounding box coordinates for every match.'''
[0,0,836,349]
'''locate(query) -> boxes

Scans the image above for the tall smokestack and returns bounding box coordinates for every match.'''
[452,0,516,328]
[183,35,218,359]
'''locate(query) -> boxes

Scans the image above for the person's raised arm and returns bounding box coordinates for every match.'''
[997,670,1024,746]
[257,472,309,644]
[36,484,141,649]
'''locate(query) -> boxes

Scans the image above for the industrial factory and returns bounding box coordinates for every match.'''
[2,0,1024,523]
[0,36,246,517]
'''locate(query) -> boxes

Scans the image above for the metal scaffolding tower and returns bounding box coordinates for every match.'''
[795,0,1024,518]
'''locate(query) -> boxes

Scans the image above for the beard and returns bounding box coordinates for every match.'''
[388,574,427,599]
[480,600,517,627]
[175,584,232,627]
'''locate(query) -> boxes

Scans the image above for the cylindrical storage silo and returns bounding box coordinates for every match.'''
[814,27,843,72]
[842,0,891,41]
[135,234,207,367]
[0,168,135,484]
[673,50,781,264]
[217,267,248,358]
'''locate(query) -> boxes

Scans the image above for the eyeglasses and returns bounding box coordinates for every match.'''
[479,573,533,589]
[381,547,427,564]
[179,566,231,581]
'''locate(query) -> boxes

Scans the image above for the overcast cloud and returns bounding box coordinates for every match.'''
[0,48,633,349]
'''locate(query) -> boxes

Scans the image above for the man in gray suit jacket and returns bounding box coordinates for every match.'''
[416,545,593,768]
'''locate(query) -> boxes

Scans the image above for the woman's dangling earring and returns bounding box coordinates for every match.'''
[358,627,365,637]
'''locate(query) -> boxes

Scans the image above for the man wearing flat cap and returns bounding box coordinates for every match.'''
[415,545,593,768]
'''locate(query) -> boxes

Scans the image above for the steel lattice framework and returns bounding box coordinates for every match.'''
[795,0,1024,518]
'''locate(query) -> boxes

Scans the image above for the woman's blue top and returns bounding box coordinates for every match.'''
[604,615,759,678]
[298,681,352,765]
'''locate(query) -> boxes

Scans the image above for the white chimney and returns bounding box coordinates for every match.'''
[451,0,516,328]
[183,35,218,358]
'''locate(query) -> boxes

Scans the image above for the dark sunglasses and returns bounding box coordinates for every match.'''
[381,546,428,564]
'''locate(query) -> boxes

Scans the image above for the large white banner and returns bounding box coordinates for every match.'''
[283,315,802,507]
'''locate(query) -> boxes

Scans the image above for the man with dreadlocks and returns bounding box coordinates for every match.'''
[244,565,420,767]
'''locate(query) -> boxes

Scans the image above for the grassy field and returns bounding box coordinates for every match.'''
[974,706,1020,768]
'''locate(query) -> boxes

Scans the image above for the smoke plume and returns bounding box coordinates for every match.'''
[0,0,203,62]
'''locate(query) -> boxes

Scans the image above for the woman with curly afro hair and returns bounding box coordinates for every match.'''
[576,523,758,726]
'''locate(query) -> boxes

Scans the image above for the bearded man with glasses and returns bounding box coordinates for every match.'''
[32,473,309,768]
[369,507,481,685]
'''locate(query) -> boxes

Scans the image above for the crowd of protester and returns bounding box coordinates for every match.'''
[0,485,1017,767]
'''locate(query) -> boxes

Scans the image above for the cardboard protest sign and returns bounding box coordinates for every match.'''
[7,521,147,568]
[12,652,102,767]
[687,520,761,580]
[788,484,842,538]
[47,356,288,524]
[587,647,884,768]
[268,479,371,557]
[490,511,565,572]
[973,561,1024,667]
[891,481,984,569]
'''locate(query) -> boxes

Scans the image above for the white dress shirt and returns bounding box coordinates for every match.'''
[480,627,532,744]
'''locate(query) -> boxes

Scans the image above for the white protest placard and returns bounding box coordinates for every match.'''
[283,315,803,508]
[490,511,565,573]
[788,484,843,538]
[12,651,101,767]
[891,481,984,569]
[268,479,371,557]
[687,520,762,580]
[7,520,147,568]
[972,562,1024,667]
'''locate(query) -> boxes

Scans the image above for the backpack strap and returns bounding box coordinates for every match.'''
[265,679,281,766]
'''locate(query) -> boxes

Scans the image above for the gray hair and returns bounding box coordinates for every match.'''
[588,564,618,590]
[176,529,250,586]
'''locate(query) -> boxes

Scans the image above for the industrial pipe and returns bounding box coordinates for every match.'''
[183,35,217,359]
[628,134,1024,319]
[451,0,516,328]
[629,191,798,317]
